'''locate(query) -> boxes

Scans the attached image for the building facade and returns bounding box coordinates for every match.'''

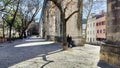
[86,17,97,44]
[82,19,87,38]
[96,15,106,41]
[86,12,106,44]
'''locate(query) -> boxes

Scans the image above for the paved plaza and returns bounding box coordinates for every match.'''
[0,37,118,68]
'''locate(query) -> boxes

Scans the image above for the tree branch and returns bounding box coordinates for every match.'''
[65,10,79,22]
[64,0,72,12]
[27,7,41,26]
[0,0,12,12]
[2,16,8,23]
[11,0,20,25]
[47,0,63,13]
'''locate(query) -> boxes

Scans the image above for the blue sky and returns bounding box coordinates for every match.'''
[35,0,44,22]
[35,9,42,22]
[83,0,107,18]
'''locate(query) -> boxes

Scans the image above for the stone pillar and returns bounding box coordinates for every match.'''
[100,0,120,67]
[107,0,120,43]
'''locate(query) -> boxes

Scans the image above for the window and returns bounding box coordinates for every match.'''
[102,21,105,25]
[103,29,106,33]
[97,30,99,33]
[96,23,98,26]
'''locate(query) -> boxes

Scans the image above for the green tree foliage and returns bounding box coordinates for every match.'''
[1,0,20,42]
[0,0,13,12]
[0,0,42,41]
[13,14,22,35]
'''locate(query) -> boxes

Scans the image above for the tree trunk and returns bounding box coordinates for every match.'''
[2,21,5,42]
[23,31,27,38]
[18,32,21,38]
[20,29,27,38]
[19,31,22,39]
[2,20,5,38]
[62,21,68,50]
[61,13,68,50]
[9,25,12,42]
[62,21,67,42]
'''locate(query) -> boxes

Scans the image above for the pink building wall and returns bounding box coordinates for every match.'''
[96,16,106,40]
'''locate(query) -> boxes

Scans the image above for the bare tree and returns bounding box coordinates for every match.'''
[19,0,42,38]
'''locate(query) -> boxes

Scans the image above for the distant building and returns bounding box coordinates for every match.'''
[86,11,106,44]
[86,17,97,44]
[82,19,86,38]
[96,14,106,41]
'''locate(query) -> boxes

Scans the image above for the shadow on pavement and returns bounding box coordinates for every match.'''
[41,54,54,68]
[97,60,119,68]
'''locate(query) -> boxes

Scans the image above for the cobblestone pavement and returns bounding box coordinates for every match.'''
[0,37,118,68]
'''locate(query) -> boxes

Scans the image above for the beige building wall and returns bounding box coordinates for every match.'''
[43,1,61,40]
[42,0,82,44]
[48,2,56,37]
[63,0,82,45]
[42,1,50,39]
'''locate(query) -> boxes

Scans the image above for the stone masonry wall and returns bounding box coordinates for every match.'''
[100,45,120,67]
[107,0,120,43]
[100,0,120,67]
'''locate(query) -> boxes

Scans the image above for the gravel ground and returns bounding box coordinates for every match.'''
[0,37,118,68]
